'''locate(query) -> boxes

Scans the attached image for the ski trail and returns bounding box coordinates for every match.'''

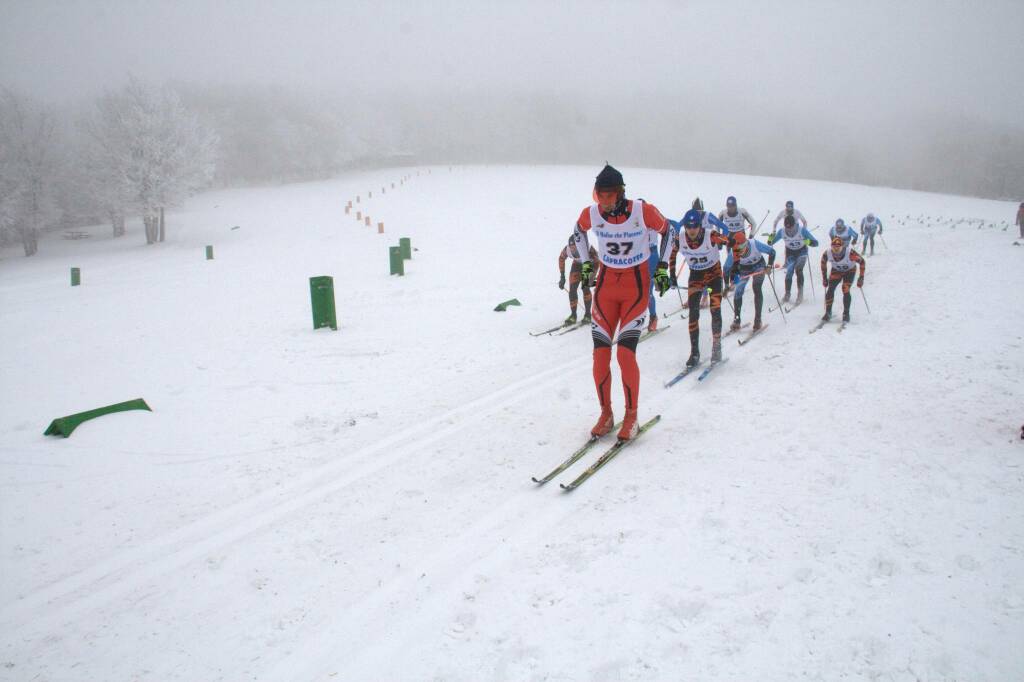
[263,478,590,680]
[0,355,587,633]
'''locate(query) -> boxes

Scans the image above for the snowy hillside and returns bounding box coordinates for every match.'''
[1,165,1022,681]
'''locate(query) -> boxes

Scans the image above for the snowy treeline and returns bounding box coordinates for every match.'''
[2,79,1022,257]
[0,79,218,254]
[0,80,375,256]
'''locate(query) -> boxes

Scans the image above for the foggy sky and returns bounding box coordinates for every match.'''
[3,0,1022,124]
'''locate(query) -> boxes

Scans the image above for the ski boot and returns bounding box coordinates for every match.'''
[795,288,804,305]
[685,350,700,368]
[821,311,832,322]
[647,316,658,332]
[617,409,639,441]
[753,316,762,331]
[842,310,850,323]
[564,312,577,326]
[590,408,614,438]
[782,291,791,304]
[729,317,741,332]
[582,313,592,325]
[711,337,723,363]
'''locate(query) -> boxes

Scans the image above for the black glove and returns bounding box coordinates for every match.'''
[669,273,678,289]
[857,276,864,288]
[558,274,566,289]
[822,278,828,288]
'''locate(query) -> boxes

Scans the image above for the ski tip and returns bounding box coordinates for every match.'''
[531,477,542,484]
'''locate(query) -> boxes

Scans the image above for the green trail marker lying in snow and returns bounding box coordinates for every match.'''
[493,298,521,312]
[44,398,153,438]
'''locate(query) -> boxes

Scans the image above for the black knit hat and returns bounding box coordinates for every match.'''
[594,164,625,189]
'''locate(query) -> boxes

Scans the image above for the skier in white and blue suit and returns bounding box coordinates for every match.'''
[859,213,883,255]
[829,218,859,248]
[727,238,775,331]
[768,214,819,304]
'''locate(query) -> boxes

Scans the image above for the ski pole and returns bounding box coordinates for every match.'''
[766,268,787,323]
[753,209,770,238]
[721,286,735,315]
[672,261,687,318]
[879,233,889,251]
[859,285,872,314]
[803,258,817,301]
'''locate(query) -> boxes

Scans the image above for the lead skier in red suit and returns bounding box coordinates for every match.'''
[572,165,671,440]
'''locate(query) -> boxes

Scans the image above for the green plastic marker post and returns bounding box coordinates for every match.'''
[70,267,80,286]
[389,247,404,276]
[309,276,338,330]
[206,245,214,260]
[399,237,412,260]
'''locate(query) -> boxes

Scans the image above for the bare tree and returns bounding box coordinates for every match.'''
[85,77,217,244]
[0,89,64,256]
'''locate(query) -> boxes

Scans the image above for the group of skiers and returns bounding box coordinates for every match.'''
[558,164,872,442]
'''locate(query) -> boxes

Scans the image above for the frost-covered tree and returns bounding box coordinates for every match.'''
[85,77,217,244]
[0,89,64,256]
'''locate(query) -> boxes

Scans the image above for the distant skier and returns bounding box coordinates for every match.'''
[646,228,661,331]
[557,236,598,325]
[768,215,818,304]
[719,195,758,292]
[728,238,776,331]
[859,213,883,255]
[1017,202,1023,238]
[820,236,866,323]
[573,164,670,440]
[829,218,859,247]
[665,208,731,367]
[772,200,808,231]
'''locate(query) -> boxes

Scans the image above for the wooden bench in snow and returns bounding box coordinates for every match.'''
[63,231,90,240]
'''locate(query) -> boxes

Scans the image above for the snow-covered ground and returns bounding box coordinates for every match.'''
[1,165,1022,681]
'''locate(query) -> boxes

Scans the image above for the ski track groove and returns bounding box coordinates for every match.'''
[264,473,591,680]
[0,354,588,638]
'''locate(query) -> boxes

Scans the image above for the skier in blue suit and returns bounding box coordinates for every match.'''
[859,213,883,255]
[768,214,819,304]
[727,238,775,331]
[829,218,858,247]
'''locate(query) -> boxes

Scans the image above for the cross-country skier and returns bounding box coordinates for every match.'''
[1016,202,1023,238]
[768,215,818,304]
[829,218,859,247]
[820,236,866,323]
[558,235,598,325]
[665,208,731,368]
[719,195,758,292]
[859,213,883,255]
[646,229,661,331]
[573,164,670,440]
[772,200,808,231]
[728,238,776,331]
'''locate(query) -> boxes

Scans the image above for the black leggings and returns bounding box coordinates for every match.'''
[825,270,856,313]
[687,264,723,350]
[733,266,765,321]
